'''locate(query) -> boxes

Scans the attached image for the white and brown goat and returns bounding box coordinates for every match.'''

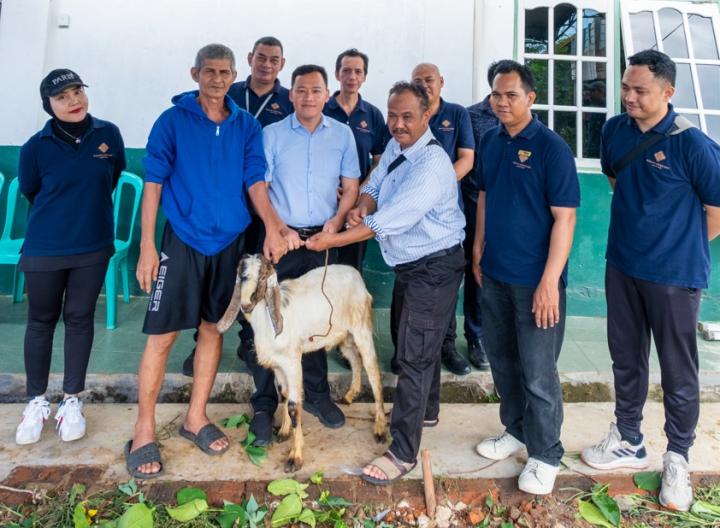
[217,254,387,472]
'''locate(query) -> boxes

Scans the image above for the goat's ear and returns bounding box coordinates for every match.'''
[265,273,284,337]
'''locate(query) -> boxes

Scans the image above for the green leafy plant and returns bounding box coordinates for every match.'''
[633,471,662,492]
[224,413,268,466]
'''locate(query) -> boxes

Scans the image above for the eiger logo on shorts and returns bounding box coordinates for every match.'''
[148,262,169,312]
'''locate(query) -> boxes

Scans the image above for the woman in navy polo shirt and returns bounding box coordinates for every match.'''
[15,69,126,446]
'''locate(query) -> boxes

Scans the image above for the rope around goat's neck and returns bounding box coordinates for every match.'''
[308,249,333,342]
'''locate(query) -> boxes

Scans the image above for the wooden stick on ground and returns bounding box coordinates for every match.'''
[421,448,436,519]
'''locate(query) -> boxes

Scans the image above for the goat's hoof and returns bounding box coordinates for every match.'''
[284,458,303,473]
[276,432,290,443]
[342,396,354,405]
[374,432,388,443]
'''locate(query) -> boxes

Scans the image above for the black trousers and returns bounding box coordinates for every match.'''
[606,265,701,459]
[389,246,465,463]
[245,246,338,414]
[24,260,109,396]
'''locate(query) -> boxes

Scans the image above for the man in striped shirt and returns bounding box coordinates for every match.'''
[306,81,465,484]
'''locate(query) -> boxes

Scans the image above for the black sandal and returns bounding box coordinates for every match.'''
[178,423,229,456]
[124,440,164,480]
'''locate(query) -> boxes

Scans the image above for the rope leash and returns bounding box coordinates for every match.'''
[308,248,334,342]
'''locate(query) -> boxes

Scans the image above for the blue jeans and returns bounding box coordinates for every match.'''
[480,274,565,465]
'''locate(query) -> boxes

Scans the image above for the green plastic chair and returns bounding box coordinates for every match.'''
[0,176,26,303]
[105,171,143,329]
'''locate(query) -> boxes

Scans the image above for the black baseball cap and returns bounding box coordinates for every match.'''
[40,69,87,98]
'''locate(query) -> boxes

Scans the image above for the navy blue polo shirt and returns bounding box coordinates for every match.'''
[429,98,475,162]
[228,76,291,128]
[323,92,389,178]
[18,116,126,256]
[477,115,580,287]
[602,105,720,288]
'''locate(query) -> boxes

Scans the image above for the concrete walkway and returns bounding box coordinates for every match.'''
[2,402,719,484]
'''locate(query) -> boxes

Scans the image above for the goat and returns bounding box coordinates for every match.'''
[217,254,387,472]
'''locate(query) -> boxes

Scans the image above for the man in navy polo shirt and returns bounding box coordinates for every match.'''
[324,48,388,272]
[472,60,579,495]
[228,36,291,127]
[463,61,501,372]
[411,63,475,377]
[581,50,720,512]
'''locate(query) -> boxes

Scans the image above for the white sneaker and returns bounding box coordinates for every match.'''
[659,451,693,512]
[581,423,649,470]
[15,396,51,445]
[518,457,560,495]
[476,432,525,460]
[55,396,86,442]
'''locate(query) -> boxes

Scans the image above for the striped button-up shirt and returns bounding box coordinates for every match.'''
[362,127,465,266]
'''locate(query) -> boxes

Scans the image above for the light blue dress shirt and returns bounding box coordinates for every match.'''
[263,113,360,228]
[363,127,465,266]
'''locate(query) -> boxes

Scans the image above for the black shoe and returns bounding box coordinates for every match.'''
[250,411,273,447]
[468,338,490,371]
[182,349,196,377]
[237,338,256,362]
[304,399,345,428]
[442,348,471,376]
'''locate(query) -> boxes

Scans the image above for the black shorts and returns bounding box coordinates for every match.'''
[142,223,245,334]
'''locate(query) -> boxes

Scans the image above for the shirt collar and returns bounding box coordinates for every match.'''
[290,112,331,131]
[627,103,677,135]
[39,114,104,138]
[391,126,436,163]
[497,113,542,140]
[244,75,282,95]
[327,91,368,113]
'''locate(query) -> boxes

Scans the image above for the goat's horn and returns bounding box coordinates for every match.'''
[217,273,243,334]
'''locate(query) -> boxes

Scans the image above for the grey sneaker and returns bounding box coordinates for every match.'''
[581,423,649,470]
[518,457,560,495]
[659,451,693,512]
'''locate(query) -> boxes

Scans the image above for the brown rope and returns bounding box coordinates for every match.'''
[309,248,334,342]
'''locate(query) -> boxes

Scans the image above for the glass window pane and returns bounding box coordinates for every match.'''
[554,60,576,106]
[630,11,657,52]
[535,110,549,126]
[680,113,701,128]
[582,63,606,108]
[697,65,720,110]
[705,115,720,143]
[583,112,606,158]
[554,4,578,55]
[689,14,719,60]
[525,7,549,54]
[583,9,606,57]
[658,8,688,58]
[674,63,697,109]
[555,111,577,154]
[526,59,548,104]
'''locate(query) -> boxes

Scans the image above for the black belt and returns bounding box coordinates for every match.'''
[395,244,462,270]
[289,225,323,240]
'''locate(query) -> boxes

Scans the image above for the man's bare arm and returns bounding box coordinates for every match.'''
[453,147,475,181]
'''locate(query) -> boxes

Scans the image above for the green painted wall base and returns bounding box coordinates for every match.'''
[1,146,719,319]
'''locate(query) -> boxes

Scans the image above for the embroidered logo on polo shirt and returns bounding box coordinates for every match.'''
[360,120,368,128]
[271,102,279,110]
[647,150,670,170]
[438,119,455,132]
[513,149,533,169]
[93,142,113,159]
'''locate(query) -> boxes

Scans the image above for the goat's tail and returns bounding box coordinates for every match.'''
[217,275,243,334]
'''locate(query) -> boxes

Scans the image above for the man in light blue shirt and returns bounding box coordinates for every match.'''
[246,64,360,447]
[307,81,465,485]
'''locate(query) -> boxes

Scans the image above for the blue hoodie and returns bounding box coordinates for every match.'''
[143,91,266,256]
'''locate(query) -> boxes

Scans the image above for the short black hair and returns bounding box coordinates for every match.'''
[487,61,499,89]
[388,81,429,112]
[253,36,283,55]
[627,49,676,86]
[491,59,536,93]
[335,48,369,75]
[291,64,328,87]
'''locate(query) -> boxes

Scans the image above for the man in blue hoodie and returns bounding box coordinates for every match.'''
[124,44,289,479]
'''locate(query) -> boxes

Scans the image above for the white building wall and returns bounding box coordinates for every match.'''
[0,0,490,147]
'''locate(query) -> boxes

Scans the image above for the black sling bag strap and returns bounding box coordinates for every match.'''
[386,138,441,175]
[609,115,695,178]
